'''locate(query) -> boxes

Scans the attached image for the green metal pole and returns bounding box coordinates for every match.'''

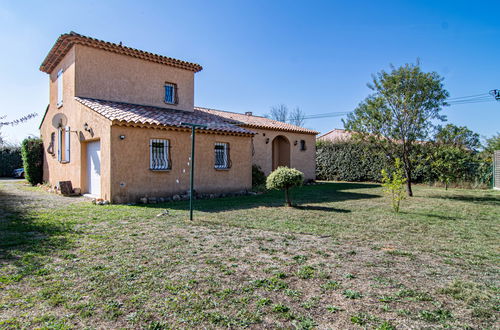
[189,126,195,221]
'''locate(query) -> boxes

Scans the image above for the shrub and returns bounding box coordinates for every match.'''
[0,146,23,176]
[266,167,304,207]
[381,158,406,213]
[252,164,266,187]
[21,137,44,185]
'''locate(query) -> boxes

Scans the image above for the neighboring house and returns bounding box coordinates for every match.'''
[317,129,354,142]
[39,32,318,203]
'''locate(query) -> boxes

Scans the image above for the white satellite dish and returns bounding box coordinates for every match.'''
[52,113,68,128]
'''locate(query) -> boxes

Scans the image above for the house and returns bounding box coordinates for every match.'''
[39,32,318,203]
[317,129,354,142]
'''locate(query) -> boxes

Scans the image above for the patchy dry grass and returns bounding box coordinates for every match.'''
[0,179,499,328]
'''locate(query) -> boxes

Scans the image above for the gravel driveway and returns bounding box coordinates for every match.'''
[0,178,89,213]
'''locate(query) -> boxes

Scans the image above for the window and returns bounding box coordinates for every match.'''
[150,139,170,170]
[57,69,63,107]
[300,140,306,151]
[164,83,177,104]
[214,142,230,169]
[58,127,70,163]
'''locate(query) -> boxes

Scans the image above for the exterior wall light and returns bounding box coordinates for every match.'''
[119,135,126,140]
[265,138,270,144]
[294,140,298,146]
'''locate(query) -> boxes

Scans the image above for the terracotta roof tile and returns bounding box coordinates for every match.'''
[75,97,254,135]
[195,107,319,135]
[40,32,203,74]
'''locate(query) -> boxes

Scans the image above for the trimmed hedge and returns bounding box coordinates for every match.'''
[316,140,492,187]
[21,138,44,185]
[0,146,23,177]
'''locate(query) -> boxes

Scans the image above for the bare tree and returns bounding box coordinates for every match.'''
[289,107,306,127]
[269,104,288,122]
[268,104,306,127]
[0,113,38,146]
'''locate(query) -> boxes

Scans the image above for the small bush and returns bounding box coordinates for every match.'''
[381,158,406,213]
[252,164,266,187]
[0,146,23,176]
[21,137,44,185]
[266,167,304,207]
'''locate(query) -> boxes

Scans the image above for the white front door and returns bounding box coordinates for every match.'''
[86,141,101,197]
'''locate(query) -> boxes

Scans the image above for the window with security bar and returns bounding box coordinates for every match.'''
[164,83,176,104]
[214,142,231,169]
[150,139,170,170]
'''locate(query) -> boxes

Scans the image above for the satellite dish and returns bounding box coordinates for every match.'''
[52,113,68,129]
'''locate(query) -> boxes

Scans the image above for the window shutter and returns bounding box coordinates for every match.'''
[57,70,63,107]
[65,127,70,162]
[57,129,62,162]
[226,143,231,168]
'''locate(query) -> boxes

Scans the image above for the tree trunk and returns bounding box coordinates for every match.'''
[284,188,292,207]
[402,146,413,197]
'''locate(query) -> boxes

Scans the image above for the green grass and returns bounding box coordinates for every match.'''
[0,180,499,328]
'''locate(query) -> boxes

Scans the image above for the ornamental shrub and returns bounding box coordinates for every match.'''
[21,137,44,185]
[266,167,304,206]
[0,145,23,176]
[381,158,406,213]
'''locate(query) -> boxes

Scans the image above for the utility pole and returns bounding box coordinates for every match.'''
[180,122,207,221]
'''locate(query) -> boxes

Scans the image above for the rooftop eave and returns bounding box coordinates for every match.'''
[40,32,203,74]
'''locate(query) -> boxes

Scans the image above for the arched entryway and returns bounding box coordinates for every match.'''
[272,135,290,170]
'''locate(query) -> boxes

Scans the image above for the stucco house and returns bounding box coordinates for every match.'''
[39,32,318,203]
[317,129,354,142]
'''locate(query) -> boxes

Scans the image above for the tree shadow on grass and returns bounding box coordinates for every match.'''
[137,182,381,213]
[292,205,351,213]
[428,194,500,206]
[0,186,74,281]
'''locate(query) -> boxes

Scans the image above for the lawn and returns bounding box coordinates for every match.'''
[0,180,499,329]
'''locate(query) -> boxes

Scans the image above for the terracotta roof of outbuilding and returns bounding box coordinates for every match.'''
[195,107,319,135]
[40,32,203,74]
[75,97,254,135]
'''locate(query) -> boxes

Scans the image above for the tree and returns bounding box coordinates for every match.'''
[483,132,500,156]
[269,104,288,122]
[0,113,38,146]
[289,107,306,127]
[381,158,406,212]
[343,62,449,196]
[435,124,481,151]
[266,167,304,207]
[268,104,306,127]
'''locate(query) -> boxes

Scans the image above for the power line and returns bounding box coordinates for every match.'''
[302,91,497,120]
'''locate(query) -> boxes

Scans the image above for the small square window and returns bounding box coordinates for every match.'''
[164,83,176,104]
[214,142,231,169]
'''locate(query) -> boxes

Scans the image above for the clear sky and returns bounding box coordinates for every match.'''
[0,0,498,144]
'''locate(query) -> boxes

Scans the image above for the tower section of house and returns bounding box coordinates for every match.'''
[39,32,253,203]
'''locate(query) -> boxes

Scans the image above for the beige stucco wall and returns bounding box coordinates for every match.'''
[41,48,113,200]
[109,126,252,203]
[74,45,195,111]
[250,128,316,180]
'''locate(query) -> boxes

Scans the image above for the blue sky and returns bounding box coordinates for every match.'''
[0,0,498,144]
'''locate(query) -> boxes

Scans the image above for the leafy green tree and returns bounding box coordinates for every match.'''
[266,167,304,206]
[483,132,500,157]
[435,124,481,151]
[381,158,406,212]
[21,137,44,185]
[344,61,449,196]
